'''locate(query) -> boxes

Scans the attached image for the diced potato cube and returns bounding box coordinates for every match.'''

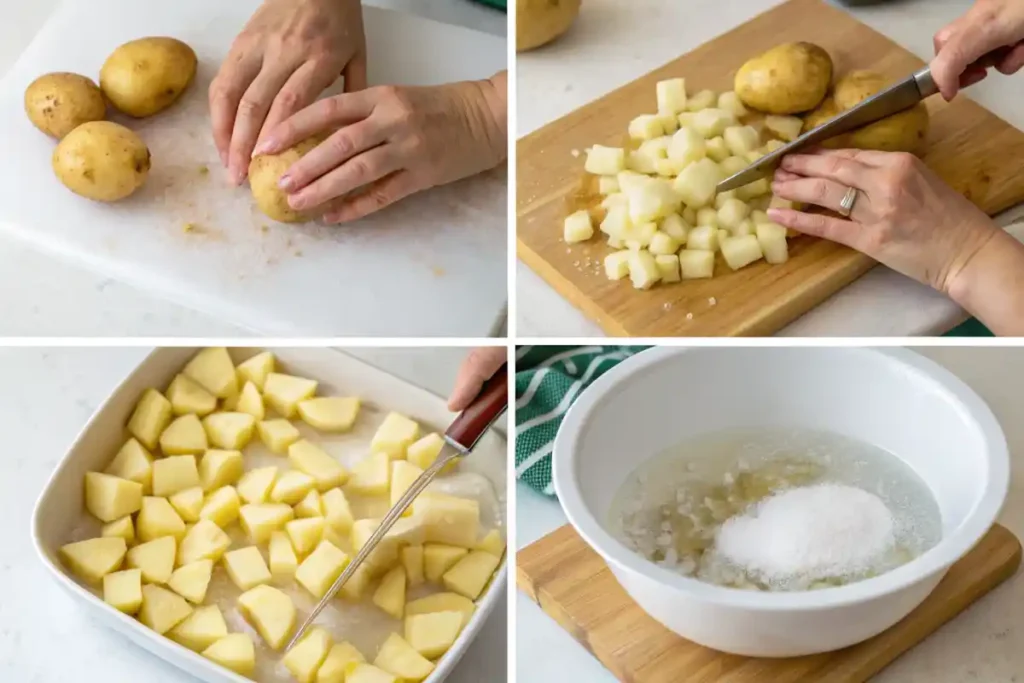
[648,231,680,256]
[626,179,678,226]
[600,204,631,239]
[371,412,421,459]
[237,351,276,391]
[105,438,154,494]
[414,493,480,548]
[724,125,760,156]
[322,488,356,534]
[235,381,265,420]
[60,536,127,584]
[169,487,204,523]
[286,517,325,558]
[733,218,755,237]
[183,348,238,399]
[706,136,730,162]
[627,148,656,174]
[717,198,751,231]
[721,234,765,270]
[256,419,302,454]
[763,139,787,154]
[563,209,594,243]
[139,584,193,634]
[476,529,505,557]
[104,568,143,614]
[658,113,679,134]
[746,149,765,163]
[696,207,719,228]
[628,114,664,140]
[203,634,256,677]
[692,108,736,138]
[756,221,790,264]
[736,176,771,200]
[627,250,660,290]
[677,111,695,128]
[127,536,176,584]
[296,489,324,518]
[178,519,231,566]
[402,545,425,587]
[127,389,173,451]
[200,486,241,528]
[203,412,256,450]
[85,472,143,522]
[623,221,657,251]
[391,460,425,513]
[597,176,619,194]
[317,642,366,683]
[667,127,706,166]
[443,550,500,600]
[406,592,476,627]
[405,612,462,660]
[169,604,227,652]
[673,158,721,208]
[719,156,748,179]
[351,517,426,571]
[347,665,399,683]
[239,503,295,544]
[765,114,803,142]
[584,145,625,175]
[338,563,376,602]
[167,374,217,417]
[375,633,435,682]
[349,452,391,496]
[717,91,748,117]
[264,372,318,418]
[685,225,719,252]
[718,228,731,245]
[137,496,186,543]
[270,470,316,505]
[151,455,200,497]
[679,249,716,279]
[656,78,687,115]
[424,544,468,583]
[102,516,135,545]
[289,440,348,491]
[237,584,296,650]
[224,546,273,591]
[295,540,350,599]
[686,89,716,112]
[284,627,334,683]
[198,450,244,492]
[659,213,689,243]
[373,566,407,620]
[237,466,279,504]
[168,559,214,604]
[604,250,631,280]
[750,209,770,224]
[269,531,299,581]
[298,397,361,432]
[655,254,681,283]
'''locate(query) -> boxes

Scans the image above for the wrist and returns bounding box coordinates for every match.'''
[946,228,1024,335]
[452,76,507,170]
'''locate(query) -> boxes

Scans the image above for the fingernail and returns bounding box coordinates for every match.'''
[767,208,783,220]
[287,192,306,210]
[278,174,294,192]
[252,138,275,157]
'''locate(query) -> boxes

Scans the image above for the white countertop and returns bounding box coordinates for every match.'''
[517,346,1024,682]
[0,346,508,682]
[516,0,1024,337]
[0,0,506,337]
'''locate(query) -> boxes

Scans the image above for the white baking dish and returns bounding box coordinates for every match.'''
[553,346,1008,657]
[32,347,508,682]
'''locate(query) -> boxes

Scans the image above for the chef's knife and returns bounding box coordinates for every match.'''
[716,66,939,193]
[283,363,509,651]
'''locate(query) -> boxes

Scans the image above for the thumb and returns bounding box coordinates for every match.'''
[343,51,368,93]
[931,25,992,100]
[448,347,507,412]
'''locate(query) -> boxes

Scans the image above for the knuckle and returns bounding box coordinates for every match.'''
[810,179,830,202]
[888,152,918,179]
[275,89,302,112]
[237,96,262,118]
[328,132,355,159]
[348,156,375,181]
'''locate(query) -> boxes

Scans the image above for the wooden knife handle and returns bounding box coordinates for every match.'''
[446,363,509,452]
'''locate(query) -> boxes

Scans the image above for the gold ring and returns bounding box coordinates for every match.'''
[838,186,858,218]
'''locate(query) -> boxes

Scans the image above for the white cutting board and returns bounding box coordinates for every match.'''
[0,0,507,337]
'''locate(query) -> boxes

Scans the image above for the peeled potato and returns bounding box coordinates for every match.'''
[24,72,106,139]
[517,0,582,52]
[734,42,833,115]
[100,37,197,117]
[248,137,323,223]
[52,121,150,202]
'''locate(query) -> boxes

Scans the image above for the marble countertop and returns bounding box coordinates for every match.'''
[0,0,506,337]
[516,0,1024,337]
[0,346,508,682]
[517,346,1024,682]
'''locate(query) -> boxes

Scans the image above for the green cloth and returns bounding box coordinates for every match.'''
[944,317,994,337]
[467,0,506,10]
[515,346,649,496]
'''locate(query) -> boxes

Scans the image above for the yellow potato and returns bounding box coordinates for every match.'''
[248,137,324,223]
[100,37,197,117]
[52,121,150,202]
[517,0,582,52]
[24,72,106,139]
[734,42,833,115]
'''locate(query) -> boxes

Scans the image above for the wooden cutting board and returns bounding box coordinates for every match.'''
[517,524,1021,682]
[516,0,1024,337]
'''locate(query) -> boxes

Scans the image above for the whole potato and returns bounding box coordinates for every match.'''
[734,42,833,115]
[100,37,197,117]
[249,137,324,223]
[517,0,582,52]
[52,121,151,202]
[24,72,106,139]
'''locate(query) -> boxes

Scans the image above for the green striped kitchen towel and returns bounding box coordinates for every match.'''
[515,346,650,496]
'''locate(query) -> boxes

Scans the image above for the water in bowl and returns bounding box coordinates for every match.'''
[609,427,942,592]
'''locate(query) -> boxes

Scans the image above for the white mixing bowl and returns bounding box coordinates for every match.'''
[552,347,1009,657]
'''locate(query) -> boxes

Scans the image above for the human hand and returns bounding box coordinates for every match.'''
[766,149,1000,295]
[250,72,508,224]
[448,347,507,412]
[930,0,1024,100]
[209,0,367,185]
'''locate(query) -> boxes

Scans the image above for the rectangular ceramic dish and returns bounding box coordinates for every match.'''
[31,347,508,683]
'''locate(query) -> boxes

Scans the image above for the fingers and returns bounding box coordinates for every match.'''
[778,153,869,188]
[959,64,990,89]
[930,22,994,100]
[254,91,376,157]
[771,175,856,217]
[228,65,297,184]
[259,60,341,149]
[322,171,417,224]
[447,347,507,412]
[209,51,262,168]
[809,148,893,168]
[766,208,858,248]
[997,42,1024,74]
[279,119,387,193]
[289,145,400,211]
[343,50,368,92]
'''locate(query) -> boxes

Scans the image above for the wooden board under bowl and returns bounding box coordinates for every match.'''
[517,523,1021,682]
[516,0,1024,337]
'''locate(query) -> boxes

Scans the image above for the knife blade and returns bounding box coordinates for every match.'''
[716,66,938,193]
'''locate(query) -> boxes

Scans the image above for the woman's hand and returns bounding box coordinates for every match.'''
[251,72,507,224]
[448,347,507,412]
[210,0,367,185]
[767,149,1024,335]
[930,0,1024,100]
